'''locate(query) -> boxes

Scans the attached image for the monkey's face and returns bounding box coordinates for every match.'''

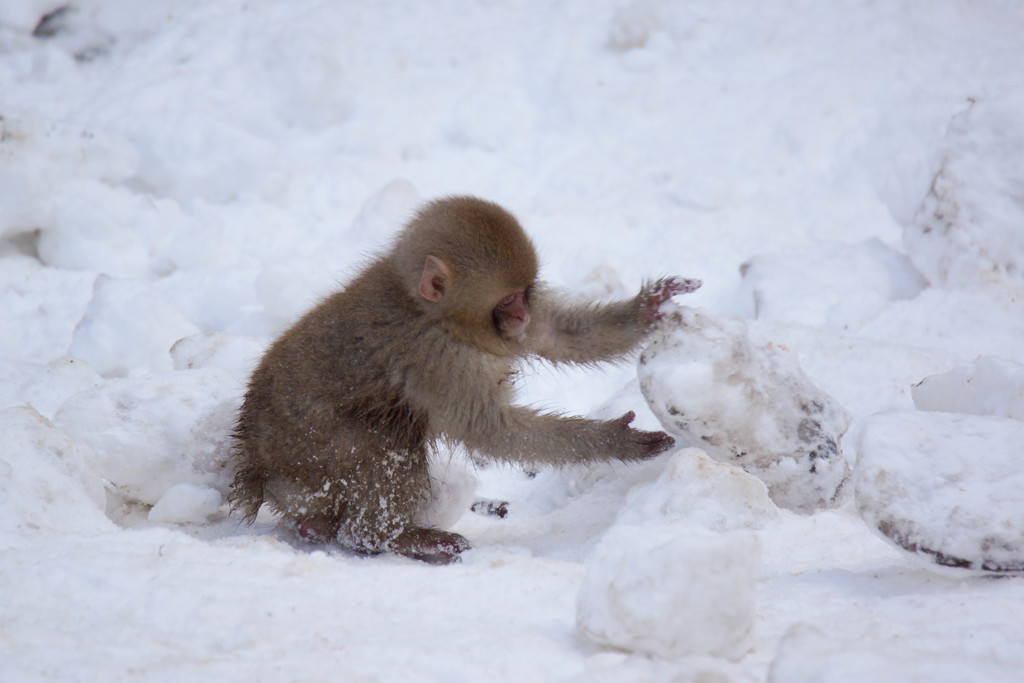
[493,288,530,339]
[395,196,540,350]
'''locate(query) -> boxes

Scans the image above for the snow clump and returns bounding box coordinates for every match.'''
[638,303,851,512]
[576,524,760,660]
[855,410,1024,573]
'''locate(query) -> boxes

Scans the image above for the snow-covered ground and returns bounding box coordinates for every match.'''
[3,1,1024,680]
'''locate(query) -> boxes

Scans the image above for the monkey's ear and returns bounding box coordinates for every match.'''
[418,255,451,302]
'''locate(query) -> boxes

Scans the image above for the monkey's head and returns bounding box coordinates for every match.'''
[392,196,539,348]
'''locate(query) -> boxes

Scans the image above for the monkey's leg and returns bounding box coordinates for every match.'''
[263,474,345,543]
[333,445,470,564]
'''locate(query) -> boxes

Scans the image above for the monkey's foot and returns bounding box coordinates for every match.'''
[295,517,342,544]
[389,527,471,565]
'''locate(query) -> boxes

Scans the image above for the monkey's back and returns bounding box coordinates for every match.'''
[229,261,431,523]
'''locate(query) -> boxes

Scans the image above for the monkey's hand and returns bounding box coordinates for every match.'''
[607,410,676,460]
[642,276,702,323]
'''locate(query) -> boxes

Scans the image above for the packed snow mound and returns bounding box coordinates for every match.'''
[0,406,111,538]
[70,275,201,378]
[855,410,1024,573]
[739,238,927,332]
[855,280,1024,366]
[0,110,139,245]
[639,304,851,512]
[912,356,1024,420]
[0,252,96,365]
[905,97,1024,290]
[0,356,101,420]
[614,448,777,532]
[52,369,240,508]
[576,525,759,660]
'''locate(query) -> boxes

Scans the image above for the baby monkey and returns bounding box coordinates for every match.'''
[230,196,699,564]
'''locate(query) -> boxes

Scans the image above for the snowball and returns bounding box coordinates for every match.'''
[0,406,111,538]
[576,525,760,660]
[70,275,201,377]
[639,304,851,512]
[615,448,777,532]
[148,483,223,524]
[912,356,1024,421]
[855,410,1024,573]
[414,450,479,530]
[52,369,241,507]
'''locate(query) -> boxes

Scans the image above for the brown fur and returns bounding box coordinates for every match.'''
[229,196,682,561]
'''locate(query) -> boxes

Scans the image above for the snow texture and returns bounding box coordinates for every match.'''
[768,624,1022,683]
[855,410,1024,573]
[905,98,1024,291]
[639,304,852,512]
[52,370,240,507]
[912,356,1024,421]
[148,483,223,525]
[4,0,1024,680]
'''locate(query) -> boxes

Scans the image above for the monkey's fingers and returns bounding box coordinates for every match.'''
[644,276,702,322]
[612,410,637,427]
[632,429,676,457]
[672,277,702,295]
[609,412,675,458]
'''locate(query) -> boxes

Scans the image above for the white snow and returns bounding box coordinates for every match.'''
[912,356,1024,420]
[3,0,1024,680]
[148,482,222,525]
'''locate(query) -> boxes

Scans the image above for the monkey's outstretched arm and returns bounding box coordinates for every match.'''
[457,404,674,466]
[524,277,700,364]
[402,341,675,465]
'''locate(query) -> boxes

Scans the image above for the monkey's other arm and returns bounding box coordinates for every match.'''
[451,402,674,467]
[524,276,700,364]
[467,406,674,466]
[404,339,675,466]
